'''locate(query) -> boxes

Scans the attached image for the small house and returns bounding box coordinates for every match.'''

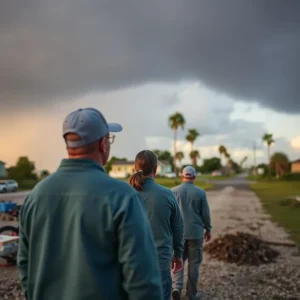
[110,160,172,178]
[291,159,300,173]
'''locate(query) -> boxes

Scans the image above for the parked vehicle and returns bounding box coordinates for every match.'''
[164,172,177,178]
[0,180,18,193]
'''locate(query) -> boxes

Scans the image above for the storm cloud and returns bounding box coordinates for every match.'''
[0,0,300,113]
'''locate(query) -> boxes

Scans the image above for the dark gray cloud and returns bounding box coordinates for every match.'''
[161,93,181,108]
[1,0,300,113]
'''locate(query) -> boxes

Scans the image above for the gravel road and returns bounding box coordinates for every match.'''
[1,186,299,300]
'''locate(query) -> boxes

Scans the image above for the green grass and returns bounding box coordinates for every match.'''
[247,174,265,181]
[199,175,234,181]
[250,181,300,246]
[157,178,214,189]
[123,177,214,190]
[18,179,40,190]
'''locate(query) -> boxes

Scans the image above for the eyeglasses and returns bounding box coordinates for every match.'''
[108,134,115,144]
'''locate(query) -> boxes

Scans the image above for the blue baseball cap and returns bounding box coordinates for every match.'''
[62,108,122,147]
[182,166,196,178]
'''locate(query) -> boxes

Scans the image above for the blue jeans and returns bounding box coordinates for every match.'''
[161,269,172,300]
[172,239,203,300]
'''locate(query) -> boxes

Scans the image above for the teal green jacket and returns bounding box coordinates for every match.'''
[17,159,163,300]
[171,182,212,240]
[137,178,184,270]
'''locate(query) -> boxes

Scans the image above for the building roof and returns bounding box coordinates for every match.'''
[158,160,170,166]
[112,159,171,166]
[291,159,300,164]
[112,160,135,165]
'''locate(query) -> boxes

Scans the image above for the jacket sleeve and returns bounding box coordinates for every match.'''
[17,197,30,300]
[170,194,184,258]
[116,193,163,300]
[201,191,212,232]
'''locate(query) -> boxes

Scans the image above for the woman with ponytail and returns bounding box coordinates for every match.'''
[129,150,184,300]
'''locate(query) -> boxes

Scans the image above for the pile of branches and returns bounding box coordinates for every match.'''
[204,232,280,266]
[0,213,15,221]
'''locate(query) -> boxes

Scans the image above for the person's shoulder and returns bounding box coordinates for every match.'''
[193,184,205,193]
[33,171,136,197]
[28,173,55,196]
[107,176,137,194]
[171,183,184,192]
[155,182,171,193]
[155,182,176,200]
[193,185,206,196]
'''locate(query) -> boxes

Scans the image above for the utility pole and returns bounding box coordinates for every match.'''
[253,141,257,175]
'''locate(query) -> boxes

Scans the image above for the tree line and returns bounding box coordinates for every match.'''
[5,156,50,181]
[4,128,294,182]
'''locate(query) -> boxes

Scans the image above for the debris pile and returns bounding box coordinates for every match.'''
[204,232,280,266]
[0,213,15,221]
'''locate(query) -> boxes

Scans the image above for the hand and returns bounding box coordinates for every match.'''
[171,257,183,274]
[204,231,212,243]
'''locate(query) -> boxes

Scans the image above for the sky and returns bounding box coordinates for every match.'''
[0,1,300,172]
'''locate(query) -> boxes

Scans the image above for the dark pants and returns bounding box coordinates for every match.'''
[172,239,203,300]
[161,269,172,300]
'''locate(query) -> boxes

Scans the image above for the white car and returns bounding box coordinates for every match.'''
[0,180,18,193]
[164,172,177,179]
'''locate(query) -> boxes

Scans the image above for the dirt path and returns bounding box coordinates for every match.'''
[180,186,300,300]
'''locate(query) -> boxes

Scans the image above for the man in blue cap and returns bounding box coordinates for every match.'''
[171,166,212,300]
[17,108,163,300]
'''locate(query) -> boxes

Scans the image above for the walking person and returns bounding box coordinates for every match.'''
[129,150,184,300]
[17,108,163,300]
[171,166,212,300]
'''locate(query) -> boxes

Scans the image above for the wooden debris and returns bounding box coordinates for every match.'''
[204,232,280,266]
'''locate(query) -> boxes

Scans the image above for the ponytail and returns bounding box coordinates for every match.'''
[129,150,158,191]
[129,170,145,191]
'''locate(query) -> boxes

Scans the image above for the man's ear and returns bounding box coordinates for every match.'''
[99,137,107,153]
[154,165,157,176]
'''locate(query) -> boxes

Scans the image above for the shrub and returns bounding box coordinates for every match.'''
[280,173,300,181]
[279,198,300,208]
[18,180,39,190]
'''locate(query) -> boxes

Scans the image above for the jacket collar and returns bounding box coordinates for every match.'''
[58,158,106,173]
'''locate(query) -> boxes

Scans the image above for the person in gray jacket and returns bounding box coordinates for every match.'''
[171,166,212,300]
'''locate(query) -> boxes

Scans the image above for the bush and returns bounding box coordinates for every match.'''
[280,173,300,181]
[280,198,300,208]
[18,180,39,190]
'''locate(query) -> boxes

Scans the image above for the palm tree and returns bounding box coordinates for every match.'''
[223,152,232,175]
[240,156,248,168]
[175,152,184,171]
[224,152,231,164]
[186,129,200,152]
[270,152,289,178]
[190,150,200,169]
[262,133,275,178]
[218,145,227,166]
[169,112,185,173]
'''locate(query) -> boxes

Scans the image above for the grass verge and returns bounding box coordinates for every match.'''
[123,177,214,190]
[158,178,214,190]
[198,175,234,181]
[250,181,300,246]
